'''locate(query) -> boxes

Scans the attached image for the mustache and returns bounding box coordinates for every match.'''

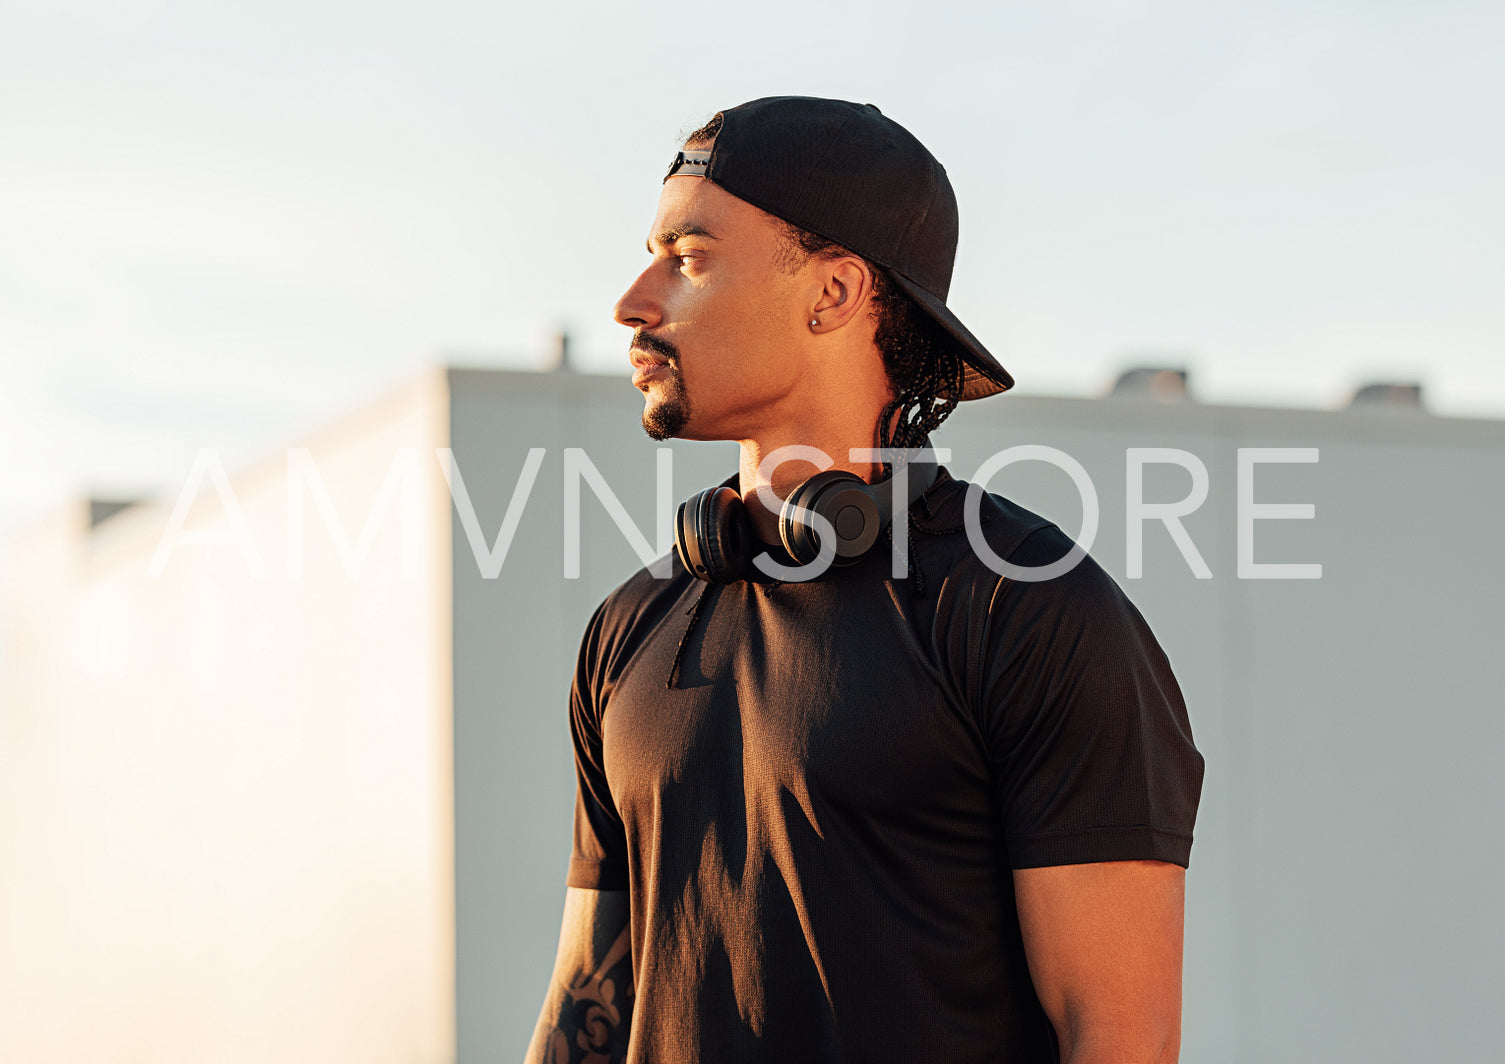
[630,332,679,363]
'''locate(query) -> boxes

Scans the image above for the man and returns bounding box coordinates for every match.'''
[526,96,1203,1064]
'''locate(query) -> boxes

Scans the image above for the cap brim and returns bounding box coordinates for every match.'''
[885,270,1013,400]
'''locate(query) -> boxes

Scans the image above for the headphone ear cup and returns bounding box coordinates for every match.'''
[676,485,752,584]
[779,470,866,565]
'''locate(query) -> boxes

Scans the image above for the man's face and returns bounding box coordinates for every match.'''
[615,176,813,442]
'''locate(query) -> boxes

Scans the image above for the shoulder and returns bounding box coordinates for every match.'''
[577,550,699,677]
[912,468,1069,586]
[914,470,1164,669]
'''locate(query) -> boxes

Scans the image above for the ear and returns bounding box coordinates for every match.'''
[809,256,875,334]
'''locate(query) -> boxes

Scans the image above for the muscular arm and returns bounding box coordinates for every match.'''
[524,888,634,1064]
[1014,860,1186,1064]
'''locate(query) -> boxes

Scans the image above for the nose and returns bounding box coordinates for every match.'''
[614,263,663,330]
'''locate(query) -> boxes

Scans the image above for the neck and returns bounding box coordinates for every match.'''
[735,415,892,545]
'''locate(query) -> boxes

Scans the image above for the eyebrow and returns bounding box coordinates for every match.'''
[647,224,720,254]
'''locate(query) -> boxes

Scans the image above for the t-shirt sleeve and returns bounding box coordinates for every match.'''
[566,600,631,891]
[976,525,1205,869]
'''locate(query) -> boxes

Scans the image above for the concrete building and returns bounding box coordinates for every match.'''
[3,366,1502,1062]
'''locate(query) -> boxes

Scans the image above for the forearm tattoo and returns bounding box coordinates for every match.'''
[539,924,634,1064]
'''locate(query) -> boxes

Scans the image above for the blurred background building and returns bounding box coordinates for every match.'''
[3,365,1502,1062]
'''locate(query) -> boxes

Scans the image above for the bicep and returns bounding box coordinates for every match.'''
[1013,860,1185,1063]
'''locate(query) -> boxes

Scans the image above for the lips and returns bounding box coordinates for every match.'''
[629,335,678,389]
[632,357,673,388]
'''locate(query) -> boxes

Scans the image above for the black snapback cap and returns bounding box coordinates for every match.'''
[666,96,1013,400]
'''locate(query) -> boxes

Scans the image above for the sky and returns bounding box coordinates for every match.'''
[2,0,1503,537]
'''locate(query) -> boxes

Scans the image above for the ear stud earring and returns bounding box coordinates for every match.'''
[810,319,819,327]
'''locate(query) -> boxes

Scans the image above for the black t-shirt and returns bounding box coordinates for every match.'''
[567,469,1204,1063]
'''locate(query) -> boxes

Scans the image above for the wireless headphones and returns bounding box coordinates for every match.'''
[674,453,939,584]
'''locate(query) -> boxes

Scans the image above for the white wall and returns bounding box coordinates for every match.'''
[0,370,456,1064]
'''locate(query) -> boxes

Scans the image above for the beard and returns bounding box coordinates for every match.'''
[642,365,691,440]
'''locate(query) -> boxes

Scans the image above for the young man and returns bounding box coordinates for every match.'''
[525,97,1204,1064]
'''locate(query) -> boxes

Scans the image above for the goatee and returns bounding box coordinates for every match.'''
[631,331,691,440]
[643,366,691,440]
